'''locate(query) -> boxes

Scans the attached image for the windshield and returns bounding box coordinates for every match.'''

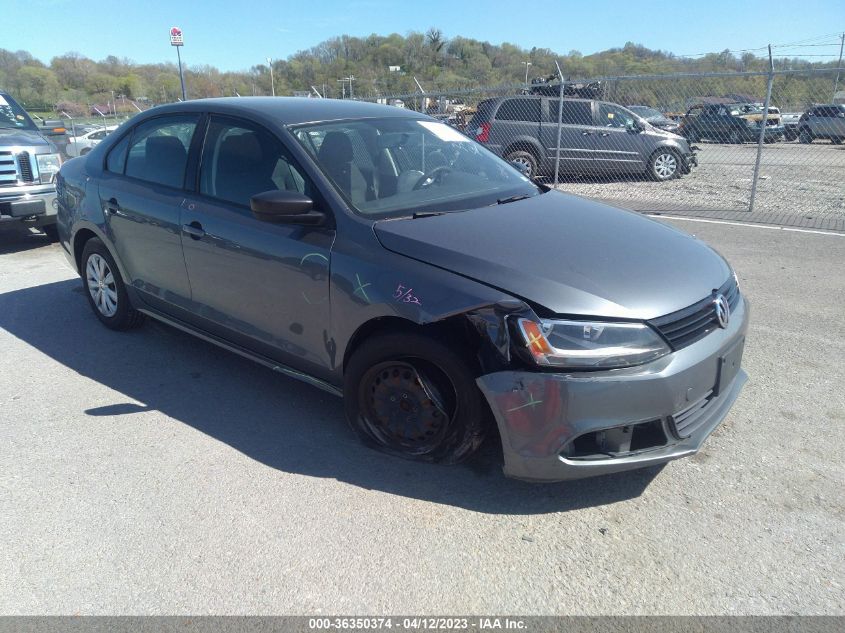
[630,106,662,119]
[0,94,37,130]
[292,117,541,218]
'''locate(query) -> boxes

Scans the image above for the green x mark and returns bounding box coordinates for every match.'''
[354,274,371,303]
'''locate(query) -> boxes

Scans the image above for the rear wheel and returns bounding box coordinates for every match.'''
[504,150,538,179]
[648,149,681,181]
[798,127,813,144]
[80,238,145,330]
[344,332,487,464]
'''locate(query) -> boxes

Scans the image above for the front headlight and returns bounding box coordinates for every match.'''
[517,318,670,370]
[35,153,62,185]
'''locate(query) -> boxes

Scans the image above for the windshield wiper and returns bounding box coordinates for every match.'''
[497,194,532,205]
[411,211,446,219]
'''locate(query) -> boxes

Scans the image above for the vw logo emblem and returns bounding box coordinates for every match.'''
[714,294,730,329]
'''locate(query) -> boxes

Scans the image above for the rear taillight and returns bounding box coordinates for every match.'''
[475,121,491,143]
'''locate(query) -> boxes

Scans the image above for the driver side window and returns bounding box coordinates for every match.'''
[598,103,635,128]
[199,117,313,210]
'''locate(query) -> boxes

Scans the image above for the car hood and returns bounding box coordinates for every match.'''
[0,127,49,147]
[373,191,731,320]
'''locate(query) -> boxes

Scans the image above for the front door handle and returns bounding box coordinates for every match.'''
[182,222,205,240]
[581,131,594,136]
[104,197,120,215]
[599,132,610,137]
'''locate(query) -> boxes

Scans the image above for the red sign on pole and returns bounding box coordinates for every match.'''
[170,27,184,46]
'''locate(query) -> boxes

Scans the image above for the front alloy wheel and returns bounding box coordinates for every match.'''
[649,150,679,181]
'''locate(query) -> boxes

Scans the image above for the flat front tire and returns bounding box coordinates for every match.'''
[344,332,487,464]
[80,237,145,330]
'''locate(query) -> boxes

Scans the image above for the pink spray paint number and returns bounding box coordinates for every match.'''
[393,284,422,306]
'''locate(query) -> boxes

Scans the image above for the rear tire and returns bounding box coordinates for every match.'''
[344,332,487,464]
[80,237,145,331]
[798,128,813,144]
[504,150,538,179]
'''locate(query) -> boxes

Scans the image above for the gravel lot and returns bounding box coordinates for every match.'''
[554,142,845,218]
[1,220,843,615]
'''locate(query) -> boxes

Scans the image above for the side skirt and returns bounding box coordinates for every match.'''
[136,307,343,398]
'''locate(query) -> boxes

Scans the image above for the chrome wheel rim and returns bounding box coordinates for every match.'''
[85,253,118,317]
[654,153,677,179]
[511,156,533,177]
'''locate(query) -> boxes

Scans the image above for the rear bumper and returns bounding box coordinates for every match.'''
[476,297,749,482]
[0,188,57,227]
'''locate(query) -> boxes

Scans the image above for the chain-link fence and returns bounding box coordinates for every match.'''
[360,68,845,221]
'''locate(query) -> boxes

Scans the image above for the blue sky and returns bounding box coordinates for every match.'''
[6,0,845,71]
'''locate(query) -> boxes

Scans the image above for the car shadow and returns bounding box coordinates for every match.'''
[0,278,662,515]
[0,226,53,255]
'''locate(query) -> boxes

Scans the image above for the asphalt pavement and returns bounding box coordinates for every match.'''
[0,219,843,615]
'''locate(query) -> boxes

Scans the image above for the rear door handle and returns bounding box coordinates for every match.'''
[599,132,610,137]
[581,131,593,136]
[182,222,206,240]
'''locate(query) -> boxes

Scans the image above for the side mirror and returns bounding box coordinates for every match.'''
[250,190,325,226]
[627,119,643,133]
[510,160,531,176]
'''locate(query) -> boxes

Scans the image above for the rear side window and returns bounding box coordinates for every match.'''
[105,134,130,173]
[549,100,592,125]
[124,115,199,188]
[495,98,540,122]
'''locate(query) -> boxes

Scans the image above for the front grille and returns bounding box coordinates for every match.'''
[0,151,16,186]
[670,389,715,438]
[17,152,33,182]
[650,277,740,350]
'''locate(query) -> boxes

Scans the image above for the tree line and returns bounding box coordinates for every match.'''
[0,29,838,115]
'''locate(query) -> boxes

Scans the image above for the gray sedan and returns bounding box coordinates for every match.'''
[55,97,748,482]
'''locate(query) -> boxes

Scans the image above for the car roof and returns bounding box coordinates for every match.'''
[143,96,425,126]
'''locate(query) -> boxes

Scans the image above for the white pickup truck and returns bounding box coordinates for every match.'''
[0,92,62,239]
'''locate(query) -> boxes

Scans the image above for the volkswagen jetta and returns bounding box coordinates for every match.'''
[56,98,748,481]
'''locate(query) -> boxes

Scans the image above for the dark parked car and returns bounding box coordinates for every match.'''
[797,104,845,144]
[467,96,697,181]
[627,106,681,134]
[56,98,748,482]
[680,103,784,144]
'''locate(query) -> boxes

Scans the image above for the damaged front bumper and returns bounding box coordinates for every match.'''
[476,297,749,482]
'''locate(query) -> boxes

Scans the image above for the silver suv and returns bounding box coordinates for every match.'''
[798,104,845,144]
[468,96,697,181]
[0,92,62,239]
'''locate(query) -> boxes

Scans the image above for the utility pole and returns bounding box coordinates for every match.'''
[267,58,275,96]
[522,61,532,85]
[834,32,845,100]
[337,78,346,99]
